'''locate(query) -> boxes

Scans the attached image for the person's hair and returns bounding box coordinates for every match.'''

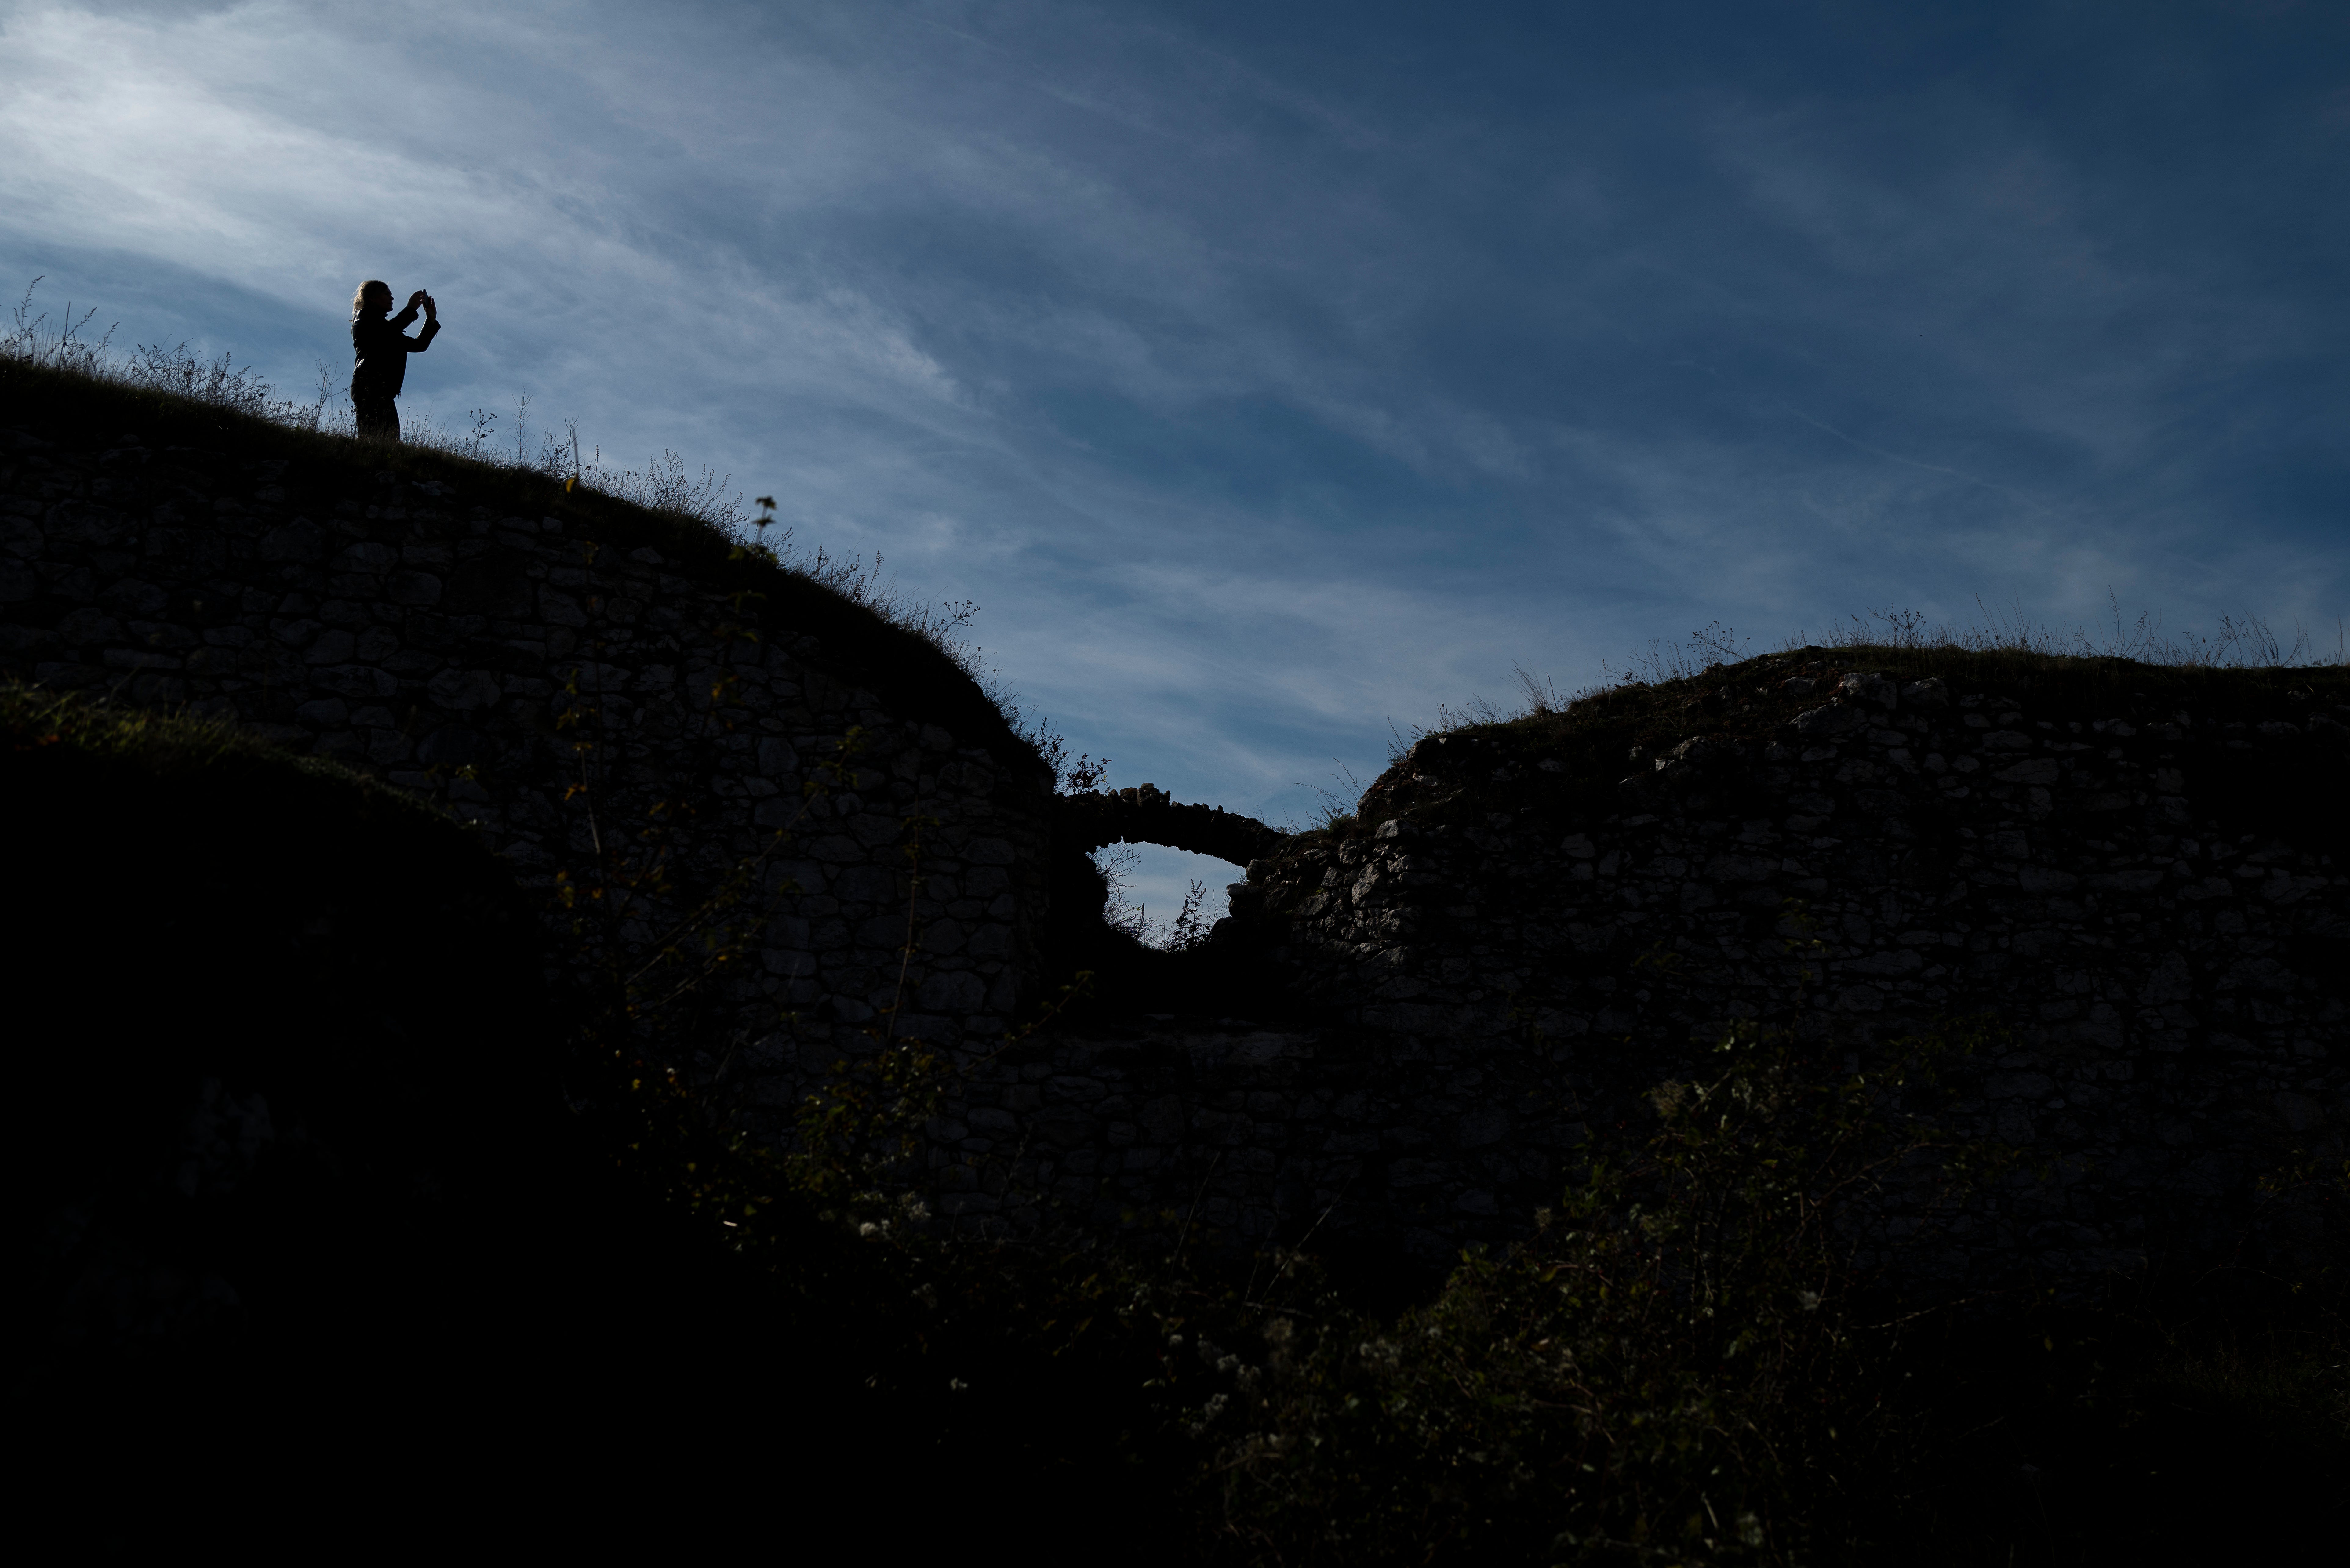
[352,279,392,317]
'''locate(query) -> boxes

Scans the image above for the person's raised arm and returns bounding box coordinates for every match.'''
[412,292,440,350]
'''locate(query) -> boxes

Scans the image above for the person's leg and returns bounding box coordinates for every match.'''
[354,394,401,442]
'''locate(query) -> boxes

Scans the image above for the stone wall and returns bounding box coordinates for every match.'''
[0,417,1057,1119]
[1059,784,1290,864]
[7,389,2342,1288]
[933,666,2347,1285]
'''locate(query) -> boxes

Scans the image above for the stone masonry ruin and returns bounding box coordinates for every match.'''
[923,665,2348,1287]
[5,387,2343,1290]
[0,414,1060,1130]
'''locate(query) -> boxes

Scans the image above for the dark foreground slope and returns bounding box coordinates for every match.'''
[4,688,1183,1556]
[6,688,720,1536]
[9,687,556,1369]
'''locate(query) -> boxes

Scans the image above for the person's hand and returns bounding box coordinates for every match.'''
[422,292,437,319]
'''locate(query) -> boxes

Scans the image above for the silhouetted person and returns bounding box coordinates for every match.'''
[349,280,439,441]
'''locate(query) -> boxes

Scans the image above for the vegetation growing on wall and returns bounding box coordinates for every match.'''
[596,926,2348,1562]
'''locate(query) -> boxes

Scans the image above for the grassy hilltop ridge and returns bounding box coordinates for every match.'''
[0,352,1045,777]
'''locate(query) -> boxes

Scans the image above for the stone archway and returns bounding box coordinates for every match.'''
[1055,785,1289,867]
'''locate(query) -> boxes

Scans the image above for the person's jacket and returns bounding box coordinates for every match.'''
[350,306,439,400]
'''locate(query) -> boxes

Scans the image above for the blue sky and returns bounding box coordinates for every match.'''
[4,1,2345,920]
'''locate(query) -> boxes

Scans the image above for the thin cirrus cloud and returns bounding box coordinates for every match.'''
[3,1,2345,930]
